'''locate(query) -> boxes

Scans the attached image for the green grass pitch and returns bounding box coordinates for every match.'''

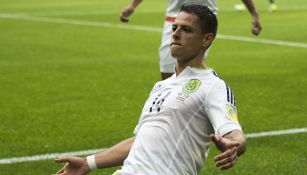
[0,0,307,174]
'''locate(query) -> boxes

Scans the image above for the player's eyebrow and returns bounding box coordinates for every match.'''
[182,24,194,30]
[173,23,195,31]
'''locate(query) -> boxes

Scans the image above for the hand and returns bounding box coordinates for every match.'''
[54,156,90,175]
[251,15,262,35]
[210,134,240,170]
[120,6,135,22]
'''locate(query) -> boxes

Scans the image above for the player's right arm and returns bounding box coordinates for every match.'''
[120,0,143,22]
[55,137,135,175]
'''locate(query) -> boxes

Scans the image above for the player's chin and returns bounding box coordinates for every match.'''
[171,45,182,53]
[170,48,181,58]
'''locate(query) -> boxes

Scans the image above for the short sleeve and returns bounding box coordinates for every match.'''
[205,80,242,136]
[133,125,140,135]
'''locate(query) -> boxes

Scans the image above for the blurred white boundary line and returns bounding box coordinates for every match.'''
[0,14,162,32]
[246,127,307,138]
[221,6,307,13]
[1,2,114,8]
[0,13,307,48]
[10,10,164,17]
[0,149,106,165]
[1,127,307,164]
[4,6,307,17]
[217,34,307,48]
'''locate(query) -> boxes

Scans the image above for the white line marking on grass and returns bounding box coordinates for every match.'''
[7,10,164,17]
[218,34,307,48]
[0,127,307,164]
[5,6,307,17]
[219,6,307,13]
[246,127,307,138]
[1,2,113,9]
[0,14,307,48]
[0,14,162,32]
[0,148,106,165]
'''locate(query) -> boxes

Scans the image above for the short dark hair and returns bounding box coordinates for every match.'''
[180,4,218,37]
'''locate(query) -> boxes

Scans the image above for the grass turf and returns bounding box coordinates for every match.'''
[0,0,306,174]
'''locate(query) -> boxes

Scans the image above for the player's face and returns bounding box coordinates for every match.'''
[170,12,205,63]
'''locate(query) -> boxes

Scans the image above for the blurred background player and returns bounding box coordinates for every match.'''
[268,0,278,12]
[120,0,262,80]
[235,0,278,12]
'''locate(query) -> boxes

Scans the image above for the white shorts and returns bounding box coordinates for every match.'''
[159,21,176,73]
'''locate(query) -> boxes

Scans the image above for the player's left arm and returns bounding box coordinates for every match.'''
[206,79,247,170]
[210,130,246,170]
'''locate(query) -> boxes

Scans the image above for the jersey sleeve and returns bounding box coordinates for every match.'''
[133,122,140,135]
[205,79,242,136]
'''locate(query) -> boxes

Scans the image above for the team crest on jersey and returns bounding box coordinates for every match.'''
[226,104,238,123]
[182,79,202,94]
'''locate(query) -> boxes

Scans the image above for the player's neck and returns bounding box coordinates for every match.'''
[175,57,207,76]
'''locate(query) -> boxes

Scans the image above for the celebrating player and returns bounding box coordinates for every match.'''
[55,4,246,175]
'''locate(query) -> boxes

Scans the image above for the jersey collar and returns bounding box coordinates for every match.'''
[173,66,213,78]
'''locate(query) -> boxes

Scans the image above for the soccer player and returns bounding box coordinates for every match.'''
[235,0,277,12]
[120,0,262,80]
[268,0,278,12]
[55,4,246,175]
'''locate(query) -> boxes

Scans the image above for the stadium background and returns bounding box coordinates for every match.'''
[0,0,306,174]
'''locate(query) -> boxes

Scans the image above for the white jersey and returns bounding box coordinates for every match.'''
[117,67,242,175]
[166,0,218,17]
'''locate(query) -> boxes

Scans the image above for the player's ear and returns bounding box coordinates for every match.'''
[202,33,214,48]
